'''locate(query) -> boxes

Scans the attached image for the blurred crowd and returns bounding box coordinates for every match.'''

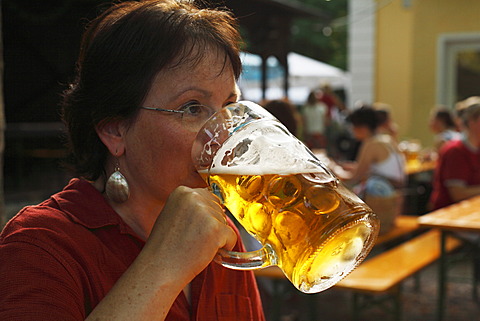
[255,85,480,235]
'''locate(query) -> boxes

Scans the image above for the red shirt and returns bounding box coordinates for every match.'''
[318,93,336,120]
[430,139,480,210]
[0,179,265,321]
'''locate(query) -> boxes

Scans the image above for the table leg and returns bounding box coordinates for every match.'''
[436,230,447,321]
[307,293,317,321]
[271,279,281,321]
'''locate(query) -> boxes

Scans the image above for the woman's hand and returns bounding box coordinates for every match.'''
[144,186,237,283]
[327,159,354,181]
[87,186,237,321]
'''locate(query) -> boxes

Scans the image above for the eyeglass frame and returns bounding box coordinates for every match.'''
[140,106,185,114]
[139,104,217,132]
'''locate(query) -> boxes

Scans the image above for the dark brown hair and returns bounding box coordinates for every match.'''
[61,0,242,180]
[263,99,299,136]
[346,105,378,132]
[433,107,456,129]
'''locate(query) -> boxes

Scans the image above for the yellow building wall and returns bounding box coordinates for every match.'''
[375,0,414,142]
[375,0,480,147]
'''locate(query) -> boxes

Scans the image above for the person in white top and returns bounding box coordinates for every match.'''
[332,105,406,234]
[337,106,405,187]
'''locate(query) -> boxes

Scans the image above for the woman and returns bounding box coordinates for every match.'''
[0,1,265,320]
[335,106,405,234]
[373,102,399,142]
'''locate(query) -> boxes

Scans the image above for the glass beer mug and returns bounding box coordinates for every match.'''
[192,101,379,293]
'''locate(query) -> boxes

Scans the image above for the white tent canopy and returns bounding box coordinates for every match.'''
[288,52,349,83]
[238,52,350,105]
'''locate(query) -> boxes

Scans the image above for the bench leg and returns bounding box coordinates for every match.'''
[473,245,480,301]
[436,231,448,321]
[413,273,421,292]
[306,293,317,321]
[351,287,403,321]
[352,292,361,321]
[271,279,283,321]
[393,285,402,321]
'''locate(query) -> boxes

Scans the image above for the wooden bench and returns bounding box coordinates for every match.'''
[336,229,460,293]
[335,229,462,320]
[255,229,462,321]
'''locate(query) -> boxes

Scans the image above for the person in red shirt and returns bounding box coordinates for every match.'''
[0,1,265,320]
[316,83,346,122]
[430,102,480,210]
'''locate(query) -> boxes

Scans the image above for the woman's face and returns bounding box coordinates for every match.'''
[428,115,441,133]
[467,115,480,143]
[121,49,239,205]
[351,125,370,141]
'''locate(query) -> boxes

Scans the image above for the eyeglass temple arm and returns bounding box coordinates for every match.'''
[140,106,184,114]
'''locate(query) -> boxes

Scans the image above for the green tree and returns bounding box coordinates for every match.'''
[291,0,348,70]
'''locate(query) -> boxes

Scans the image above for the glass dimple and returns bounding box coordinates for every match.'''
[340,236,364,262]
[247,202,272,240]
[267,175,302,207]
[304,185,340,214]
[274,211,307,245]
[236,175,264,201]
[301,172,336,185]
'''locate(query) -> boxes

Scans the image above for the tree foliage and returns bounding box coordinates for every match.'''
[290,0,348,70]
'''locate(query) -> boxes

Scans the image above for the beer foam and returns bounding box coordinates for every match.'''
[205,121,327,176]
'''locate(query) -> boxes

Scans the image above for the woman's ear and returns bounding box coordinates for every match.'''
[95,119,126,156]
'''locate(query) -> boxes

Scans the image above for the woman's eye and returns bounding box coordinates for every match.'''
[181,103,204,116]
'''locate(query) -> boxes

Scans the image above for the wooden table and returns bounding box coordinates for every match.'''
[418,195,480,320]
[405,159,436,176]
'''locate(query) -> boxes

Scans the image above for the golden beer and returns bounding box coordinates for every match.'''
[201,170,376,293]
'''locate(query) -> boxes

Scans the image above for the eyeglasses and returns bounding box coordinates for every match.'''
[140,103,216,132]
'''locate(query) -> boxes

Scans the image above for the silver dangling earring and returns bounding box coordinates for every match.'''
[105,163,130,203]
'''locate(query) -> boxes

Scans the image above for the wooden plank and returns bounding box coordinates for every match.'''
[419,196,480,232]
[375,215,419,246]
[254,265,284,278]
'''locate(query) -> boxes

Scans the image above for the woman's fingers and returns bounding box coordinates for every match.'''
[145,186,238,280]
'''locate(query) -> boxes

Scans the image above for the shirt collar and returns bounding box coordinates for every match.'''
[50,178,139,237]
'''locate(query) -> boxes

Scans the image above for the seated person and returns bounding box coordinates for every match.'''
[430,102,480,210]
[373,102,399,142]
[429,106,462,151]
[333,105,406,234]
[454,96,480,131]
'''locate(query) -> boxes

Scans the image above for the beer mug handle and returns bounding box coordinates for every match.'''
[214,245,274,270]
